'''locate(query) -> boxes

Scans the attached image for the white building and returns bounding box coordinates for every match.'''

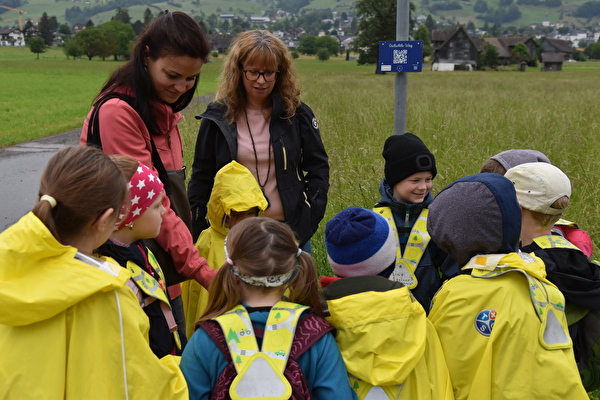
[0,28,25,46]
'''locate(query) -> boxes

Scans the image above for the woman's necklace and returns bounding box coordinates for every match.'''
[245,109,272,189]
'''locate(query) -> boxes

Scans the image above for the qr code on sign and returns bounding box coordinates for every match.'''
[393,49,408,64]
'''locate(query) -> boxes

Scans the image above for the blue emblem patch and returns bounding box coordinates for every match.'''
[474,308,496,337]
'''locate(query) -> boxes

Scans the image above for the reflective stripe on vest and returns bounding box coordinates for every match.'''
[534,234,581,252]
[127,255,181,349]
[470,264,571,350]
[556,218,578,229]
[374,206,430,289]
[213,301,308,400]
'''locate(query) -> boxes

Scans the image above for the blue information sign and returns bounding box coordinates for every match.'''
[378,41,423,73]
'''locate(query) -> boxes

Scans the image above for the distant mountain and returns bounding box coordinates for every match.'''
[1,0,598,32]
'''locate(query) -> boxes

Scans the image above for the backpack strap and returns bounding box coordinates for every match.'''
[200,307,334,400]
[86,93,173,196]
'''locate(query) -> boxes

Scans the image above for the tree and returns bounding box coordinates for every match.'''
[23,21,34,39]
[425,14,435,31]
[63,36,83,60]
[354,0,415,65]
[298,34,317,55]
[112,8,131,25]
[413,24,432,59]
[49,16,59,33]
[97,32,118,61]
[474,0,488,12]
[316,47,330,61]
[58,23,71,35]
[100,20,135,60]
[315,35,340,56]
[584,41,600,60]
[510,42,530,63]
[143,8,154,25]
[74,27,104,61]
[478,41,499,68]
[28,37,46,60]
[38,12,55,46]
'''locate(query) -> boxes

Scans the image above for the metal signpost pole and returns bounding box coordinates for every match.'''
[395,0,410,136]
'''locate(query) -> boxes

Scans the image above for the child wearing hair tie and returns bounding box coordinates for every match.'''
[180,217,356,400]
[0,146,188,399]
[97,155,181,358]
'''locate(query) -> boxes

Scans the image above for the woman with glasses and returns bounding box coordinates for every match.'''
[187,30,330,252]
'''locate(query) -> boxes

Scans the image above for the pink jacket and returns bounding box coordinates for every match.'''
[81,96,216,291]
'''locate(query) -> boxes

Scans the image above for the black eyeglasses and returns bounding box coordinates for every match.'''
[243,70,279,82]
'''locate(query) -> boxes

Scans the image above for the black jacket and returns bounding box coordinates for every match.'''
[187,96,329,246]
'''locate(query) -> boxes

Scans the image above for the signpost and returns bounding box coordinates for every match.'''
[391,0,414,135]
[378,41,423,73]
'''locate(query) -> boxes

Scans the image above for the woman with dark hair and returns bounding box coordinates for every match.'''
[187,30,329,251]
[80,11,216,347]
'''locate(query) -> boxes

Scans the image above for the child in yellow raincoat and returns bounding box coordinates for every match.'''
[181,161,267,337]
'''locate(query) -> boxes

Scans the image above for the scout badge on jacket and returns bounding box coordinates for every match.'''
[374,207,430,288]
[465,252,571,349]
[213,301,308,399]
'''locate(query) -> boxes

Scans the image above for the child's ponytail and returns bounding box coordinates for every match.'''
[287,251,325,318]
[32,146,127,245]
[197,262,243,325]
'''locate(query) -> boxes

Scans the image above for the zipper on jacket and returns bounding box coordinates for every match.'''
[278,136,287,171]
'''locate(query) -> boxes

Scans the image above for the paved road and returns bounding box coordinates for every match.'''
[0,94,214,232]
[0,129,81,231]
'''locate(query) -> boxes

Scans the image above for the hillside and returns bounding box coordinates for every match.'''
[0,0,598,32]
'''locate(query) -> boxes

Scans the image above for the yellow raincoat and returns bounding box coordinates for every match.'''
[0,213,188,399]
[429,252,588,400]
[325,276,454,399]
[181,161,267,337]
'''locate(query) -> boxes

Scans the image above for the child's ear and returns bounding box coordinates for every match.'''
[93,208,116,233]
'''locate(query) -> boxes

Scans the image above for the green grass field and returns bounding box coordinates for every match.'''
[2,44,600,398]
[0,46,221,146]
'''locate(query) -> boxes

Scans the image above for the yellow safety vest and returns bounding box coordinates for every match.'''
[126,250,181,350]
[556,218,579,229]
[373,207,430,289]
[533,234,581,252]
[213,301,308,400]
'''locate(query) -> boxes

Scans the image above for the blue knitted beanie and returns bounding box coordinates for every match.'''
[325,207,396,277]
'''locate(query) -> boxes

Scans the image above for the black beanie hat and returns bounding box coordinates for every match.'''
[382,133,437,188]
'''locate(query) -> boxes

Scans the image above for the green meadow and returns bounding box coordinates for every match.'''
[3,45,600,398]
[2,46,600,272]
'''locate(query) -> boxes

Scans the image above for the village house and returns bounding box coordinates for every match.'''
[431,26,482,70]
[540,37,573,60]
[541,52,564,71]
[0,27,25,46]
